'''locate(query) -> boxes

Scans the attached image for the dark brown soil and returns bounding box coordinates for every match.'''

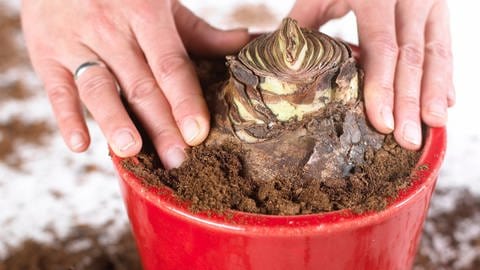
[0,80,33,104]
[0,4,27,72]
[0,4,45,170]
[124,133,420,215]
[122,58,421,215]
[0,226,142,270]
[0,116,53,170]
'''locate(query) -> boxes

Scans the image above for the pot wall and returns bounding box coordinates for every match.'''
[112,127,446,270]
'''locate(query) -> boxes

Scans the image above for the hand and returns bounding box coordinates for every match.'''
[290,0,455,150]
[21,0,249,168]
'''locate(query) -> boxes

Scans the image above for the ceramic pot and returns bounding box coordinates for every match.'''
[111,126,446,270]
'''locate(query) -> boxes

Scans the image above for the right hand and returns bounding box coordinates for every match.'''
[21,0,249,169]
[290,0,455,150]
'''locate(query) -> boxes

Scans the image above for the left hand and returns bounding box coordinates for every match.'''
[290,0,455,150]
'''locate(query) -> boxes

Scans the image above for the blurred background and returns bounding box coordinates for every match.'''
[1,0,479,269]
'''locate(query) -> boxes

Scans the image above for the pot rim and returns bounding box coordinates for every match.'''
[112,127,446,236]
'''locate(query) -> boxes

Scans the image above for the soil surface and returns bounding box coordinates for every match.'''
[122,59,421,215]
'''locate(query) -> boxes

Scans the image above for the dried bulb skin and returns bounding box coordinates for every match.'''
[205,18,384,183]
[221,18,359,143]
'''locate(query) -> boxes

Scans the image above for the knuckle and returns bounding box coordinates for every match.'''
[132,1,170,26]
[89,18,116,42]
[125,78,159,105]
[154,54,190,83]
[398,94,420,108]
[399,44,424,69]
[46,84,75,103]
[131,9,156,26]
[171,94,204,118]
[365,83,394,108]
[324,1,350,19]
[367,81,394,96]
[367,32,398,58]
[368,32,398,57]
[82,7,124,44]
[189,17,204,34]
[429,74,448,88]
[45,85,81,122]
[377,83,395,94]
[79,75,114,98]
[425,41,452,60]
[150,125,178,143]
[378,85,395,100]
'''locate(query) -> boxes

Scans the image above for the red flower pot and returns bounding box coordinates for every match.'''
[111,126,446,270]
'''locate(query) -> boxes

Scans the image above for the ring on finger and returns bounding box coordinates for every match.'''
[74,60,108,81]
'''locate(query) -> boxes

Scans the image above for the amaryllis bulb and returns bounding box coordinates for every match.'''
[221,18,360,143]
[205,17,383,185]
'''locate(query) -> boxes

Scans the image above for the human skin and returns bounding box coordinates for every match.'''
[289,0,455,149]
[21,0,454,168]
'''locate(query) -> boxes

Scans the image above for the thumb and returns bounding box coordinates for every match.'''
[288,0,350,29]
[173,2,250,56]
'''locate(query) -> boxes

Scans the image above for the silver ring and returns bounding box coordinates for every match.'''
[74,60,107,80]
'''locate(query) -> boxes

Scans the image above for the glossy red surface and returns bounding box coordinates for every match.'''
[111,127,446,270]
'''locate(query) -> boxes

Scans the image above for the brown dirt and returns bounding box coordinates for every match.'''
[0,116,53,170]
[0,5,28,72]
[0,80,33,104]
[0,226,142,270]
[122,58,421,215]
[124,132,420,215]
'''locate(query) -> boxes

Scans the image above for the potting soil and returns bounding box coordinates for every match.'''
[122,59,422,215]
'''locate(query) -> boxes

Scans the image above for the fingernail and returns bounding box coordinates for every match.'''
[112,129,136,152]
[381,106,395,131]
[428,102,447,119]
[181,118,201,144]
[402,121,422,146]
[70,131,85,151]
[164,147,186,169]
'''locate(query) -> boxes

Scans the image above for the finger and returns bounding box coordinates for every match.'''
[132,4,210,148]
[421,0,454,127]
[353,0,397,134]
[393,0,432,150]
[88,34,188,170]
[62,47,142,158]
[447,85,456,107]
[288,0,350,29]
[35,58,90,152]
[173,1,250,56]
